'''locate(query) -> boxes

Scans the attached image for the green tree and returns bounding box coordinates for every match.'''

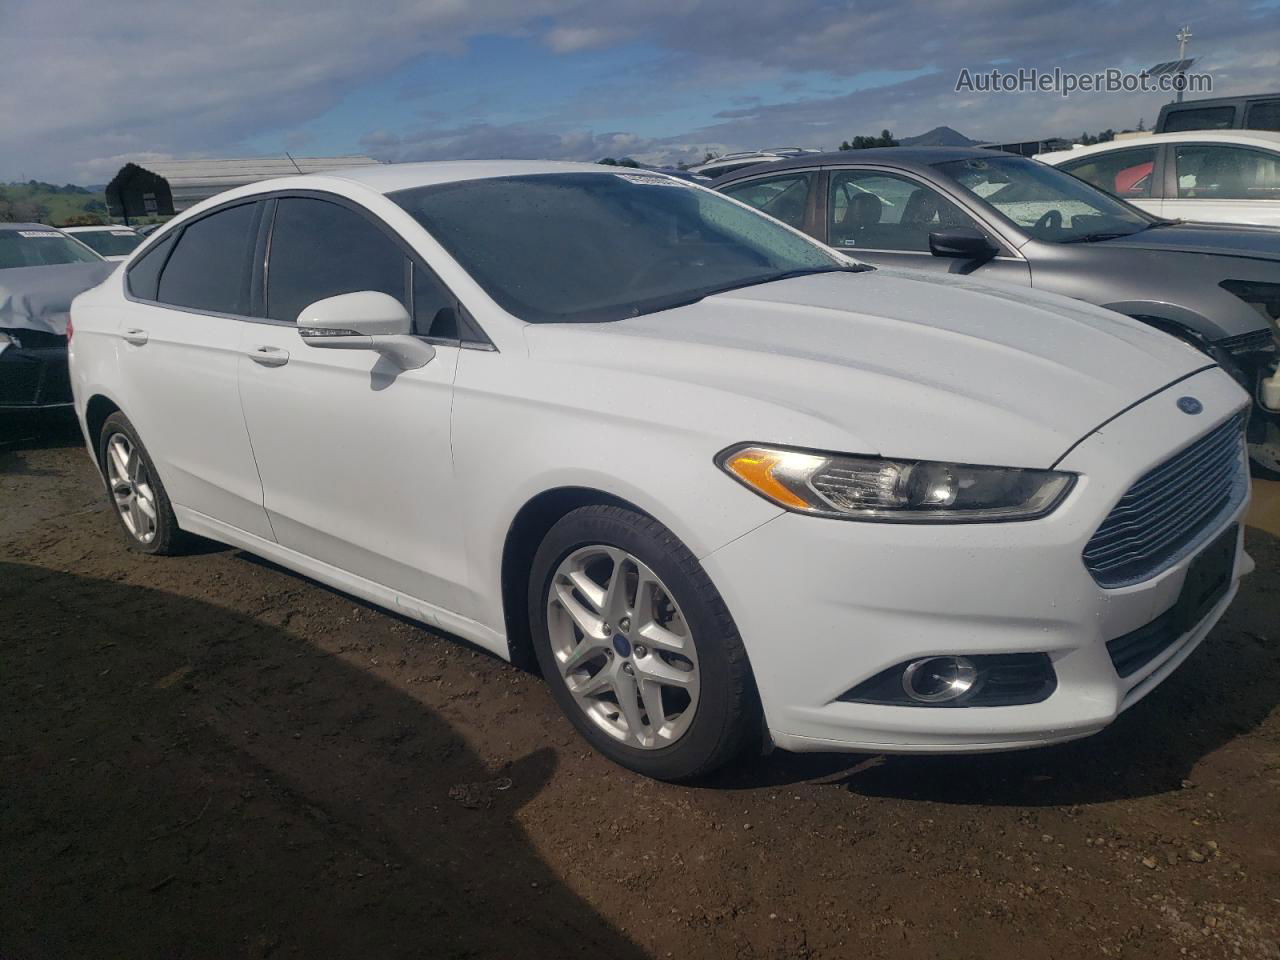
[839,129,898,150]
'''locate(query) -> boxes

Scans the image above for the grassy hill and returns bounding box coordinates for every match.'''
[0,181,110,226]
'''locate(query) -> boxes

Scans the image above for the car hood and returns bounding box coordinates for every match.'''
[0,261,118,336]
[1096,222,1280,262]
[523,269,1214,468]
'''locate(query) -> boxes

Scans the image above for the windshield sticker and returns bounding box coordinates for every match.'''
[18,231,62,238]
[110,230,135,236]
[614,173,688,187]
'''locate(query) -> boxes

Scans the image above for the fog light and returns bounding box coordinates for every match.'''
[901,656,978,703]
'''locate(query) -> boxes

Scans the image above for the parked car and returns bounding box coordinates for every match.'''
[71,161,1250,780]
[1,223,115,412]
[1038,131,1280,228]
[63,224,146,261]
[1156,92,1280,134]
[714,147,1280,471]
[688,148,820,179]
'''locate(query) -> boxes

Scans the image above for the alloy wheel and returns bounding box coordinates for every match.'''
[546,545,700,749]
[105,432,158,544]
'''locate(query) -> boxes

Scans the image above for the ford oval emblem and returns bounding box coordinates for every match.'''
[1177,396,1203,415]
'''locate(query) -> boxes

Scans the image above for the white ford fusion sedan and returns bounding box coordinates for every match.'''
[69,160,1252,780]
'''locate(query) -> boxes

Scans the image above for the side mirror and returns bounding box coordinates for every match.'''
[297,291,435,370]
[928,227,998,261]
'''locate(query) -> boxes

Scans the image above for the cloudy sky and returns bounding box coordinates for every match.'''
[3,0,1279,184]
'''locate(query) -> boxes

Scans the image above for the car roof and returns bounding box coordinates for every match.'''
[711,146,1009,180]
[62,225,137,232]
[1038,129,1280,164]
[310,159,632,195]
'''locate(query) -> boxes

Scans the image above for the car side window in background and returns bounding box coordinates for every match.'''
[1161,106,1236,133]
[1060,146,1157,199]
[1245,100,1280,132]
[125,232,176,300]
[721,173,814,229]
[156,203,258,315]
[1175,145,1280,200]
[827,170,978,252]
[266,198,407,324]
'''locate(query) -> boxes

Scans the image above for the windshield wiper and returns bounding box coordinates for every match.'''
[1060,230,1143,244]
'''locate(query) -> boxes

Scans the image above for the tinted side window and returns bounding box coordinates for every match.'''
[266,198,407,324]
[1245,100,1280,132]
[827,171,979,252]
[1162,106,1236,133]
[1175,145,1280,200]
[157,203,258,314]
[1060,147,1157,199]
[721,173,814,229]
[125,232,176,300]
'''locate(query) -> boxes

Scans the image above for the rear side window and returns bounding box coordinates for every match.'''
[1175,145,1280,200]
[266,198,407,324]
[1162,105,1236,133]
[125,232,176,300]
[156,203,258,315]
[1245,100,1280,132]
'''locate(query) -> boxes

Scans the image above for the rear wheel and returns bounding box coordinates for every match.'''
[529,504,760,781]
[97,412,187,555]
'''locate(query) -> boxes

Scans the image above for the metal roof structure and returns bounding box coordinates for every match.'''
[134,155,379,210]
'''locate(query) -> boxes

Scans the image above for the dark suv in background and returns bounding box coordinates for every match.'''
[1157,92,1280,134]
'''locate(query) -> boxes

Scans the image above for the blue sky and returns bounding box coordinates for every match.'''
[2,0,1278,183]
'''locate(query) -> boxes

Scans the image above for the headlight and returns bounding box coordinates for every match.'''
[717,444,1074,522]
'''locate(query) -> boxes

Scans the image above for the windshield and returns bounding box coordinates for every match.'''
[0,229,104,269]
[71,229,143,258]
[390,172,851,323]
[935,155,1153,242]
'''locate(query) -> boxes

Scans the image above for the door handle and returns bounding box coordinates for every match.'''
[247,345,290,367]
[121,328,149,346]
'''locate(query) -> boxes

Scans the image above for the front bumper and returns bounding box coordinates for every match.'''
[702,367,1252,754]
[0,333,72,410]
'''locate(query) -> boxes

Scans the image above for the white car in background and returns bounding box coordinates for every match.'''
[1039,131,1280,228]
[69,161,1251,780]
[62,225,145,262]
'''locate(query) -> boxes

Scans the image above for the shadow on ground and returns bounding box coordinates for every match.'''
[0,563,648,960]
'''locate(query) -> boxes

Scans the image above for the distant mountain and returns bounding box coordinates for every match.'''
[899,126,980,147]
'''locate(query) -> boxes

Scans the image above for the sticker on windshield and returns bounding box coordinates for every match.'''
[614,173,687,187]
[110,230,135,236]
[18,231,61,238]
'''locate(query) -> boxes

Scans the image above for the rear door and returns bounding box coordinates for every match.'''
[236,194,466,609]
[1163,142,1280,226]
[115,201,274,539]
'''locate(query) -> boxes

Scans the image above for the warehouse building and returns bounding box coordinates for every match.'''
[106,155,378,221]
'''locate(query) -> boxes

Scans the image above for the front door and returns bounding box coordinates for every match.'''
[822,168,1032,285]
[236,195,465,610]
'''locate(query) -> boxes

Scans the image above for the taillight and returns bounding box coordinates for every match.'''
[65,316,74,343]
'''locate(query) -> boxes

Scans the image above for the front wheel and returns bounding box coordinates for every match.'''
[528,505,761,781]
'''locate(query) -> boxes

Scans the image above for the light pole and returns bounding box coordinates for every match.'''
[1175,25,1193,103]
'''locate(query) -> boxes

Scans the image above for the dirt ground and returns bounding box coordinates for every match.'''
[2,413,1279,960]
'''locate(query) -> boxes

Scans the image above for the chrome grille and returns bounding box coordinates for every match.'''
[1083,413,1247,588]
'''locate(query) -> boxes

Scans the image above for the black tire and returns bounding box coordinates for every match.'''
[97,411,188,555]
[528,504,761,781]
